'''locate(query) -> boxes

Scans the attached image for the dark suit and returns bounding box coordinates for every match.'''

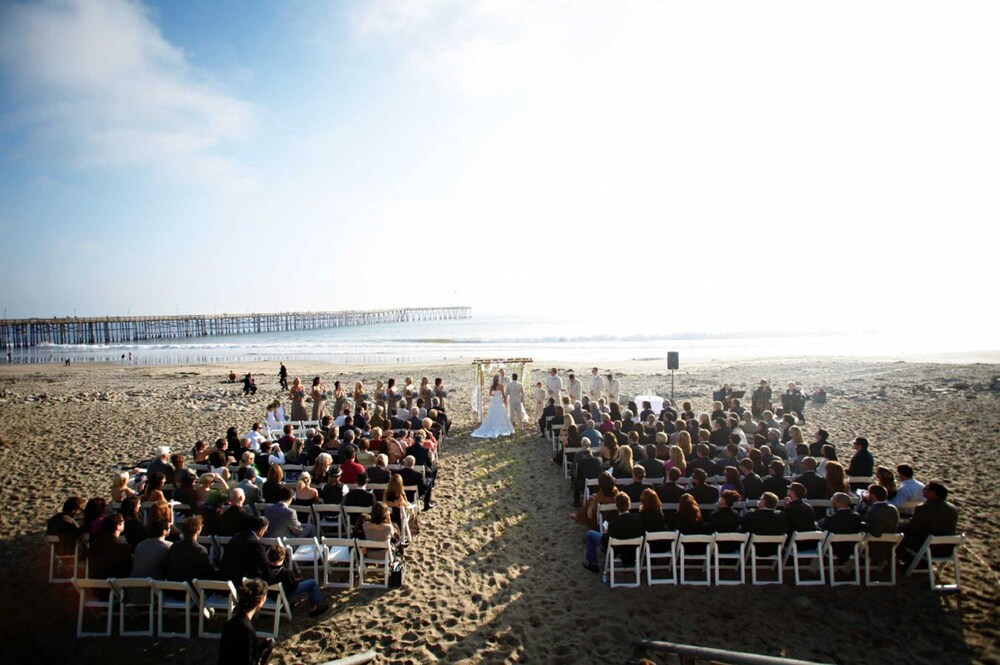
[572,456,602,504]
[538,404,556,435]
[219,506,252,537]
[784,499,817,534]
[604,512,644,566]
[863,501,901,565]
[742,509,787,555]
[656,482,685,506]
[165,538,215,582]
[405,443,433,469]
[398,467,430,508]
[686,483,720,506]
[623,481,647,503]
[762,475,790,500]
[687,457,719,478]
[903,499,959,553]
[640,457,665,480]
[709,507,740,534]
[821,508,862,562]
[742,472,764,500]
[88,535,133,579]
[795,472,827,501]
[343,488,375,508]
[46,513,82,556]
[847,449,875,483]
[220,530,274,584]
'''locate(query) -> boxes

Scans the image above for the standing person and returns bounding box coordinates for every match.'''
[507,373,527,431]
[278,363,288,390]
[588,367,605,402]
[472,375,514,439]
[332,381,347,419]
[433,378,447,410]
[311,377,327,421]
[605,372,621,405]
[751,380,772,417]
[566,372,583,402]
[532,381,545,418]
[289,378,308,421]
[218,579,274,665]
[545,368,563,404]
[782,382,805,422]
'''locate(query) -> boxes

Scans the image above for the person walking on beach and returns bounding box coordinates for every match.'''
[279,363,288,390]
[311,377,327,421]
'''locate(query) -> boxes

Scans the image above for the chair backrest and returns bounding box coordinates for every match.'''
[678,534,715,546]
[74,577,113,593]
[644,531,679,545]
[608,536,644,548]
[152,579,195,595]
[713,532,750,545]
[790,531,826,547]
[321,537,355,550]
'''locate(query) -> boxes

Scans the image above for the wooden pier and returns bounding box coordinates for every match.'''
[0,307,471,349]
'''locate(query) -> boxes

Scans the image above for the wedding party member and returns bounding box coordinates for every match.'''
[507,373,527,431]
[289,378,308,421]
[472,375,514,439]
[533,382,545,418]
[605,373,621,405]
[545,369,563,404]
[751,380,772,417]
[566,373,583,402]
[311,377,327,421]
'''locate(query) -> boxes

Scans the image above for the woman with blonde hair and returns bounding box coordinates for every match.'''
[613,445,634,479]
[675,429,693,459]
[311,452,332,482]
[665,445,687,475]
[374,380,387,406]
[294,471,319,506]
[875,466,897,501]
[370,406,388,430]
[654,431,670,460]
[786,426,805,460]
[112,471,137,502]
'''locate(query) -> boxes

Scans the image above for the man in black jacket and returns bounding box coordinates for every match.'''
[221,516,276,585]
[88,514,133,579]
[847,437,875,490]
[623,466,648,503]
[398,456,433,510]
[656,467,686,506]
[165,515,216,582]
[901,481,959,554]
[583,494,643,571]
[685,468,720,506]
[572,448,602,507]
[742,492,787,556]
[219,488,253,537]
[739,459,764,500]
[820,492,863,563]
[784,483,817,534]
[538,398,556,437]
[762,460,790,500]
[687,444,720,478]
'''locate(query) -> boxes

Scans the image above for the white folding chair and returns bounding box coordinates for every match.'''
[213,535,233,566]
[342,505,373,538]
[74,578,115,637]
[292,505,314,528]
[285,537,323,584]
[152,580,197,638]
[748,535,785,585]
[322,537,356,588]
[402,486,422,514]
[823,533,864,586]
[905,533,967,592]
[596,505,617,532]
[678,534,715,585]
[643,531,679,585]
[604,536,644,588]
[861,533,903,586]
[356,538,394,588]
[562,447,583,479]
[194,578,238,639]
[46,535,78,583]
[584,478,600,503]
[784,531,826,586]
[712,533,750,585]
[253,581,289,638]
[110,577,155,636]
[550,423,565,451]
[254,502,275,517]
[312,504,344,538]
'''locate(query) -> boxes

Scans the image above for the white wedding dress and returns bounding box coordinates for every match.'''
[472,389,514,438]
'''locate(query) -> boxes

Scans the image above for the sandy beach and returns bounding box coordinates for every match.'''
[1,356,998,664]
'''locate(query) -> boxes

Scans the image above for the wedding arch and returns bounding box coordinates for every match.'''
[471,357,533,422]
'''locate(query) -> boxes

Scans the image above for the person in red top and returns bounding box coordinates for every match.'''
[338,447,365,485]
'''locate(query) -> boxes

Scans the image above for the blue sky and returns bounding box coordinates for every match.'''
[1,0,998,346]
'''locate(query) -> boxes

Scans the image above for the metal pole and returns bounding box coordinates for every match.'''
[671,370,675,402]
[634,639,831,665]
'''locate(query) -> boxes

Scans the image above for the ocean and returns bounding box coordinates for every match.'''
[7,314,997,366]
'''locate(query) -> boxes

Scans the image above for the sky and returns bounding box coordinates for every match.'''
[0,0,998,343]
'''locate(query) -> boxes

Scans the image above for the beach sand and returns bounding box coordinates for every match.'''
[0,357,998,664]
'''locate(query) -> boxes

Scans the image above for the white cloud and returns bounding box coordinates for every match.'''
[0,0,257,185]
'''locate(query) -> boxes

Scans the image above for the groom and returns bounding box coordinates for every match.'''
[507,373,525,431]
[545,368,563,404]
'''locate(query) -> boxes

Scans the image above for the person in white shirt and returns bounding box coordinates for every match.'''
[890,464,925,515]
[588,367,604,401]
[244,423,266,451]
[566,373,583,402]
[267,443,286,467]
[533,382,546,418]
[506,373,527,430]
[605,372,621,404]
[545,369,563,403]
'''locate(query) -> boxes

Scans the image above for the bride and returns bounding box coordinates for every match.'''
[472,374,515,438]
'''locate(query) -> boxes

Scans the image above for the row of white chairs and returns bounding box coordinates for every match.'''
[602,531,966,590]
[70,536,398,639]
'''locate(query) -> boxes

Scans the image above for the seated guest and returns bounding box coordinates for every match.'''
[875,466,898,502]
[367,454,391,485]
[612,446,634,480]
[572,447,603,508]
[147,446,175,485]
[890,464,925,515]
[165,515,215,582]
[111,472,138,503]
[861,485,900,566]
[739,459,764,500]
[824,461,850,498]
[344,472,376,508]
[362,501,399,546]
[147,500,181,542]
[901,481,959,554]
[719,466,744,498]
[131,518,173,581]
[741,492,787,555]
[582,493,643,572]
[641,444,665,480]
[762,460,790,499]
[261,465,285,504]
[264,487,314,538]
[406,433,435,469]
[339,447,365,485]
[293,472,320,506]
[142,471,167,503]
[219,580,275,665]
[580,420,602,451]
[685,468,720,506]
[221,516,274,584]
[47,496,85,557]
[399,456,432,511]
[88,514,132,579]
[794,457,827,501]
[236,467,262,505]
[623,465,648,503]
[277,424,297,453]
[120,496,147,551]
[810,428,830,458]
[669,495,707,538]
[639,488,667,535]
[820,492,862,563]
[656,467,686,506]
[717,442,740,470]
[709,490,741,535]
[320,466,346,504]
[686,443,719,478]
[538,398,556,437]
[783,483,817,534]
[219,488,252,537]
[816,444,838,477]
[174,471,201,509]
[82,497,108,537]
[847,437,875,490]
[665,445,687,476]
[571,472,619,531]
[266,545,329,618]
